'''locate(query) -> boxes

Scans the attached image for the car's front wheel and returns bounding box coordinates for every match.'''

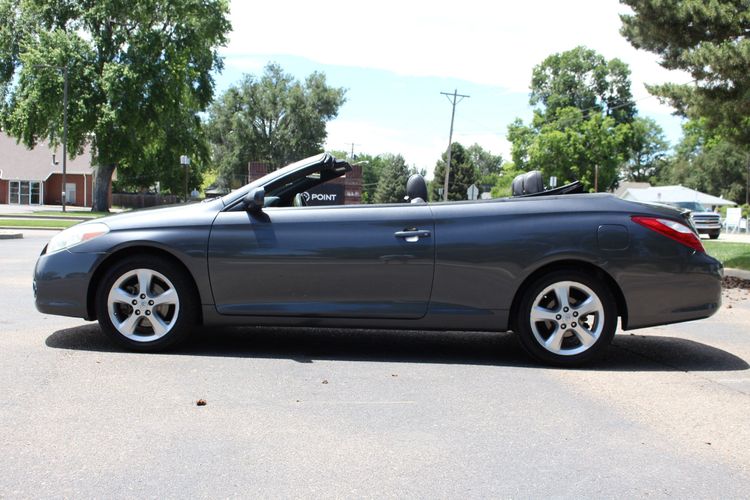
[709,231,720,240]
[96,255,197,351]
[515,270,617,366]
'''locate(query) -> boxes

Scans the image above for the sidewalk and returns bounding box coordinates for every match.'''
[713,232,750,244]
[0,204,94,214]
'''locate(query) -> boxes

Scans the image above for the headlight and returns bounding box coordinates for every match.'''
[47,222,110,254]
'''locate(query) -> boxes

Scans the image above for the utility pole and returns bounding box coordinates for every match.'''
[62,66,68,212]
[345,142,360,160]
[440,89,470,201]
[180,155,190,202]
[746,154,749,206]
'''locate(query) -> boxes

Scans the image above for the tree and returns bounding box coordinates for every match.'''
[621,117,669,182]
[430,142,478,201]
[620,0,750,144]
[0,0,230,210]
[530,46,635,125]
[509,108,627,192]
[350,153,387,204]
[373,154,411,204]
[658,119,748,203]
[206,63,346,187]
[507,47,637,191]
[466,143,503,178]
[490,161,524,198]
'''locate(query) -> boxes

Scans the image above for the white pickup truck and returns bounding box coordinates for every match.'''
[666,202,722,239]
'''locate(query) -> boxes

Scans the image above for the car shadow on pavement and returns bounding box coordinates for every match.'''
[46,324,749,372]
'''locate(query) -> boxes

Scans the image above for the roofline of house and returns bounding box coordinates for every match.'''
[0,170,91,182]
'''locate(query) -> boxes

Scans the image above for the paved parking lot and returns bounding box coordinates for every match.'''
[2,230,749,497]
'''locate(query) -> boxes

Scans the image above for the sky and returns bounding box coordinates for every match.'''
[214,0,692,178]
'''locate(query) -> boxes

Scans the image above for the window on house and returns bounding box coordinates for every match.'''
[8,181,42,204]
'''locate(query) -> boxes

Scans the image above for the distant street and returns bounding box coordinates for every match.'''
[1,230,749,498]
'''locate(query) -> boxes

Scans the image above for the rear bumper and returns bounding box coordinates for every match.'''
[34,248,102,320]
[620,252,723,330]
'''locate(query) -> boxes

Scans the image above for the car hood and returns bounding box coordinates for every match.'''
[94,198,224,231]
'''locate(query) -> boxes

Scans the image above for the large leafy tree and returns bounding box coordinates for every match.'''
[509,109,627,192]
[0,0,230,210]
[466,143,502,181]
[207,63,346,187]
[659,119,747,203]
[530,46,636,125]
[430,142,478,201]
[620,0,750,144]
[621,117,669,182]
[508,47,637,191]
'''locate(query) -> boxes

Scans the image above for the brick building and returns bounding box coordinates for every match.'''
[0,133,111,207]
[248,160,362,205]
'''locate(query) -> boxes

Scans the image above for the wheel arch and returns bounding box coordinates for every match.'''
[86,245,203,325]
[508,259,628,331]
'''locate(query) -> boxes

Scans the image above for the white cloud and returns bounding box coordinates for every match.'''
[226,0,692,171]
[325,119,444,174]
[226,0,689,96]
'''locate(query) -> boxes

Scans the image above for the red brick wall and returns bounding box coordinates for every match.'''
[44,174,95,207]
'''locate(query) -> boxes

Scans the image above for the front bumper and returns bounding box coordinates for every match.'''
[34,248,103,320]
[695,224,722,233]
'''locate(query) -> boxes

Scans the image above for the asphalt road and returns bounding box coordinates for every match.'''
[2,230,749,498]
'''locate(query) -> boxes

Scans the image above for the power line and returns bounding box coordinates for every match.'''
[440,89,470,201]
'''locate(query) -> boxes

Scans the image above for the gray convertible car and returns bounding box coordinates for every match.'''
[34,153,722,366]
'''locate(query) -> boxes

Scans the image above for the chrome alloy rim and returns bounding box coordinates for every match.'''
[529,280,605,356]
[107,268,180,342]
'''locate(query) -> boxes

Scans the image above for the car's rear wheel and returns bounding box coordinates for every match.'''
[515,270,617,366]
[96,255,196,351]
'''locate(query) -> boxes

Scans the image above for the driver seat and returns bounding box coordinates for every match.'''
[405,174,428,203]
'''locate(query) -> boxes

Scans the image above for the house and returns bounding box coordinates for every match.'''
[0,132,101,207]
[619,185,737,207]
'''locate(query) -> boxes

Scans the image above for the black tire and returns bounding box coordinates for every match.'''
[96,255,197,351]
[515,270,617,367]
[709,231,720,240]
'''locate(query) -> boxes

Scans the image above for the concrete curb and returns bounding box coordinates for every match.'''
[725,268,750,280]
[0,230,23,240]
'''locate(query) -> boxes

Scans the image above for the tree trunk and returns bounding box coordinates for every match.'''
[92,163,116,212]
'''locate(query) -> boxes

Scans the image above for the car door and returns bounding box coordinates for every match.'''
[208,203,435,319]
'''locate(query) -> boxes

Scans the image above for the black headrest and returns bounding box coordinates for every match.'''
[406,174,428,202]
[512,170,545,196]
[523,171,544,194]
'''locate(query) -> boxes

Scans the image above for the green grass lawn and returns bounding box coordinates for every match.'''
[704,241,750,271]
[30,210,109,218]
[0,218,78,229]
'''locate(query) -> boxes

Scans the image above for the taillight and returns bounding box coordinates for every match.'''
[631,216,705,253]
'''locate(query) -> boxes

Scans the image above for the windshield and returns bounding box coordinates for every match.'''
[220,153,327,206]
[669,202,708,212]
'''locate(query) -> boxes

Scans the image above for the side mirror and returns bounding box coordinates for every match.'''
[243,187,265,212]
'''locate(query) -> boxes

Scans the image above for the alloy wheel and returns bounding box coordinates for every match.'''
[528,280,605,356]
[106,268,180,342]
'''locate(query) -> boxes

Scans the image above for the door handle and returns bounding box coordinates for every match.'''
[394,229,432,241]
